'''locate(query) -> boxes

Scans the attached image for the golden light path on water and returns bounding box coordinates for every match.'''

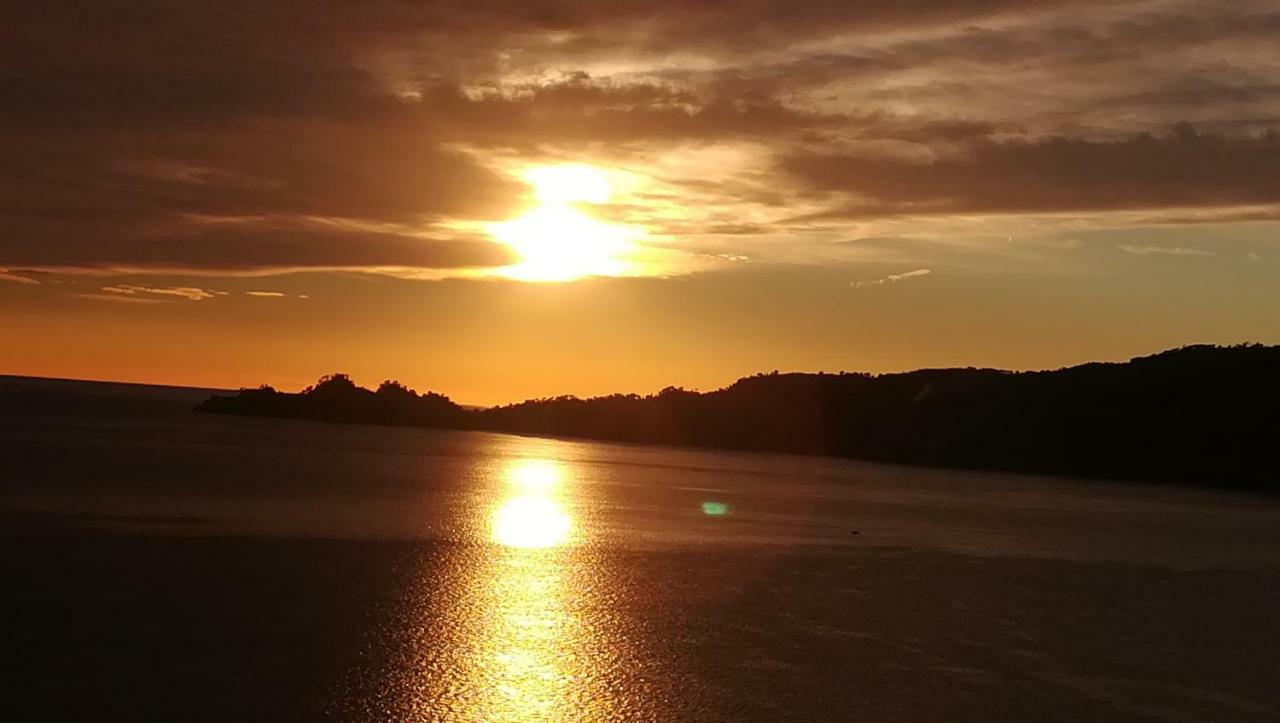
[476,459,576,718]
[491,459,573,549]
[391,448,654,721]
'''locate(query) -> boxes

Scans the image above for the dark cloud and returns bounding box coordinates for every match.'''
[2,0,1279,273]
[1,93,522,274]
[782,128,1280,218]
[0,214,513,274]
[5,120,518,219]
[426,82,853,147]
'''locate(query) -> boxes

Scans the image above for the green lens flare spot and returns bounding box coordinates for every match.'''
[701,501,730,516]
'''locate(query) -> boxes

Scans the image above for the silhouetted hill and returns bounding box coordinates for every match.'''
[0,375,219,420]
[197,375,467,428]
[196,345,1280,490]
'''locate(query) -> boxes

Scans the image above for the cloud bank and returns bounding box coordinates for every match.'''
[3,0,1279,276]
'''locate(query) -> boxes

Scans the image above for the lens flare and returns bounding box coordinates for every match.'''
[701,501,730,516]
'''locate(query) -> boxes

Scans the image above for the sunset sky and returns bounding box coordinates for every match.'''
[3,1,1278,404]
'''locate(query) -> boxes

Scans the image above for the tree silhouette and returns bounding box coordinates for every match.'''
[197,344,1280,490]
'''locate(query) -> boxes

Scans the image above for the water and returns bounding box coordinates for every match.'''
[2,378,1278,721]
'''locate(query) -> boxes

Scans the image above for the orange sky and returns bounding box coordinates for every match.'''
[4,259,1277,406]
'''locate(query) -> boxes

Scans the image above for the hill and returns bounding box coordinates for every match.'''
[196,344,1280,489]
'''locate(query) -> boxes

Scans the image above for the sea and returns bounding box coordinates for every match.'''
[1,375,1277,721]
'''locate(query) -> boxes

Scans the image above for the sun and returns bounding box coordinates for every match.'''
[489,164,640,282]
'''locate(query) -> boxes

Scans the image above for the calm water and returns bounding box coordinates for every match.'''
[2,378,1278,721]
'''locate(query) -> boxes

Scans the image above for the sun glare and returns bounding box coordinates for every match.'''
[489,164,641,282]
[508,458,564,491]
[491,496,572,549]
[489,456,574,549]
[523,165,613,204]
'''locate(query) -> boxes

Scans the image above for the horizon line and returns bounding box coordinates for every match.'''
[2,341,1264,409]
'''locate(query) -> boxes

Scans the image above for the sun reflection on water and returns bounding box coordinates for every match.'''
[492,497,572,549]
[388,449,652,720]
[492,458,573,549]
[474,458,578,718]
[507,458,565,494]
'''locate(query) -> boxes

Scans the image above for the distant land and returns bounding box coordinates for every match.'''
[194,344,1278,490]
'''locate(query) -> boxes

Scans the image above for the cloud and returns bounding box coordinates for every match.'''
[245,291,286,298]
[0,269,40,285]
[851,268,931,288]
[100,285,220,301]
[0,215,516,276]
[1118,245,1214,257]
[783,129,1280,219]
[78,293,164,305]
[3,0,1280,276]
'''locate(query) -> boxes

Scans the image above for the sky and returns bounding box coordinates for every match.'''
[2,0,1279,405]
